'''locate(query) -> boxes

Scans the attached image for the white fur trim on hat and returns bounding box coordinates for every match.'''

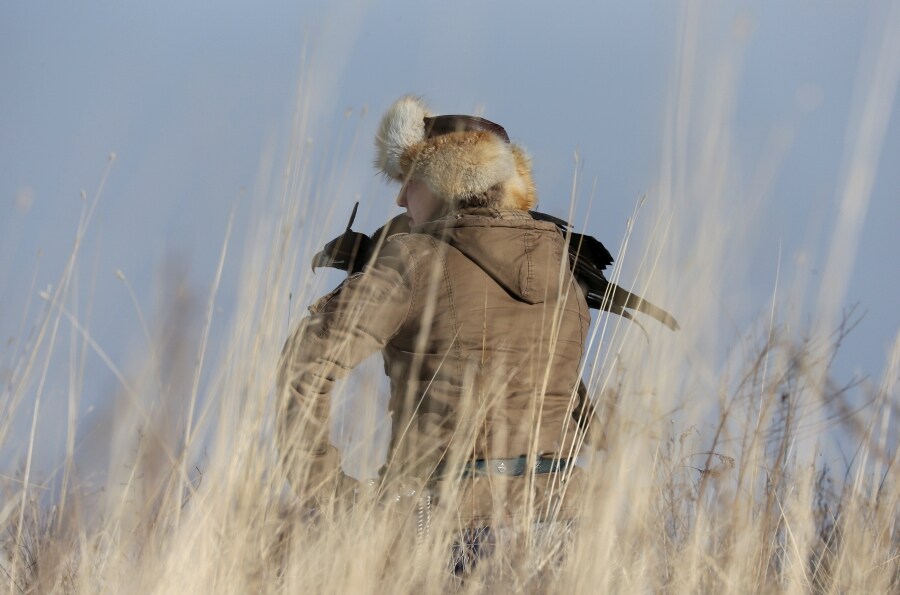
[374,95,431,181]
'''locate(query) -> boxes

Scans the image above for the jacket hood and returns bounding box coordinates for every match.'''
[413,208,568,305]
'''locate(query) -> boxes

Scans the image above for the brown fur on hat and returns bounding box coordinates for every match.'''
[374,96,537,210]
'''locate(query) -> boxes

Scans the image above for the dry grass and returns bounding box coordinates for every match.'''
[3,273,897,594]
[3,11,900,593]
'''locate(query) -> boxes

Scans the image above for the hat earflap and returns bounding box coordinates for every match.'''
[374,95,538,210]
[374,95,431,181]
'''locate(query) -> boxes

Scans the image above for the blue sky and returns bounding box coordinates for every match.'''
[2,1,898,470]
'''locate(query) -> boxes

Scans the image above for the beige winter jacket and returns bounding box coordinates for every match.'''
[277,207,592,524]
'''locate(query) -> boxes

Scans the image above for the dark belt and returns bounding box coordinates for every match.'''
[433,456,570,480]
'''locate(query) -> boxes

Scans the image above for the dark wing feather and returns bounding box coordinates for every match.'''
[311,231,373,274]
[311,206,411,276]
[600,283,680,331]
[531,209,680,332]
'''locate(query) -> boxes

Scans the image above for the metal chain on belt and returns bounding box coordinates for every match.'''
[416,492,433,545]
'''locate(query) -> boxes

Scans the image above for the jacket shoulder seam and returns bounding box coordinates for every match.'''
[422,235,464,369]
[382,235,421,338]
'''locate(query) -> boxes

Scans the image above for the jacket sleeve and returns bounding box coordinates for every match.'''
[276,238,414,488]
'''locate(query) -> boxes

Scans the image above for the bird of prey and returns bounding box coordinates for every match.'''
[312,203,679,332]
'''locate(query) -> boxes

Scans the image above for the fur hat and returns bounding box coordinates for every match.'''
[374,96,537,210]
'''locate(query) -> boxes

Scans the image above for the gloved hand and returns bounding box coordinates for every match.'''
[287,445,358,514]
[572,381,615,451]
